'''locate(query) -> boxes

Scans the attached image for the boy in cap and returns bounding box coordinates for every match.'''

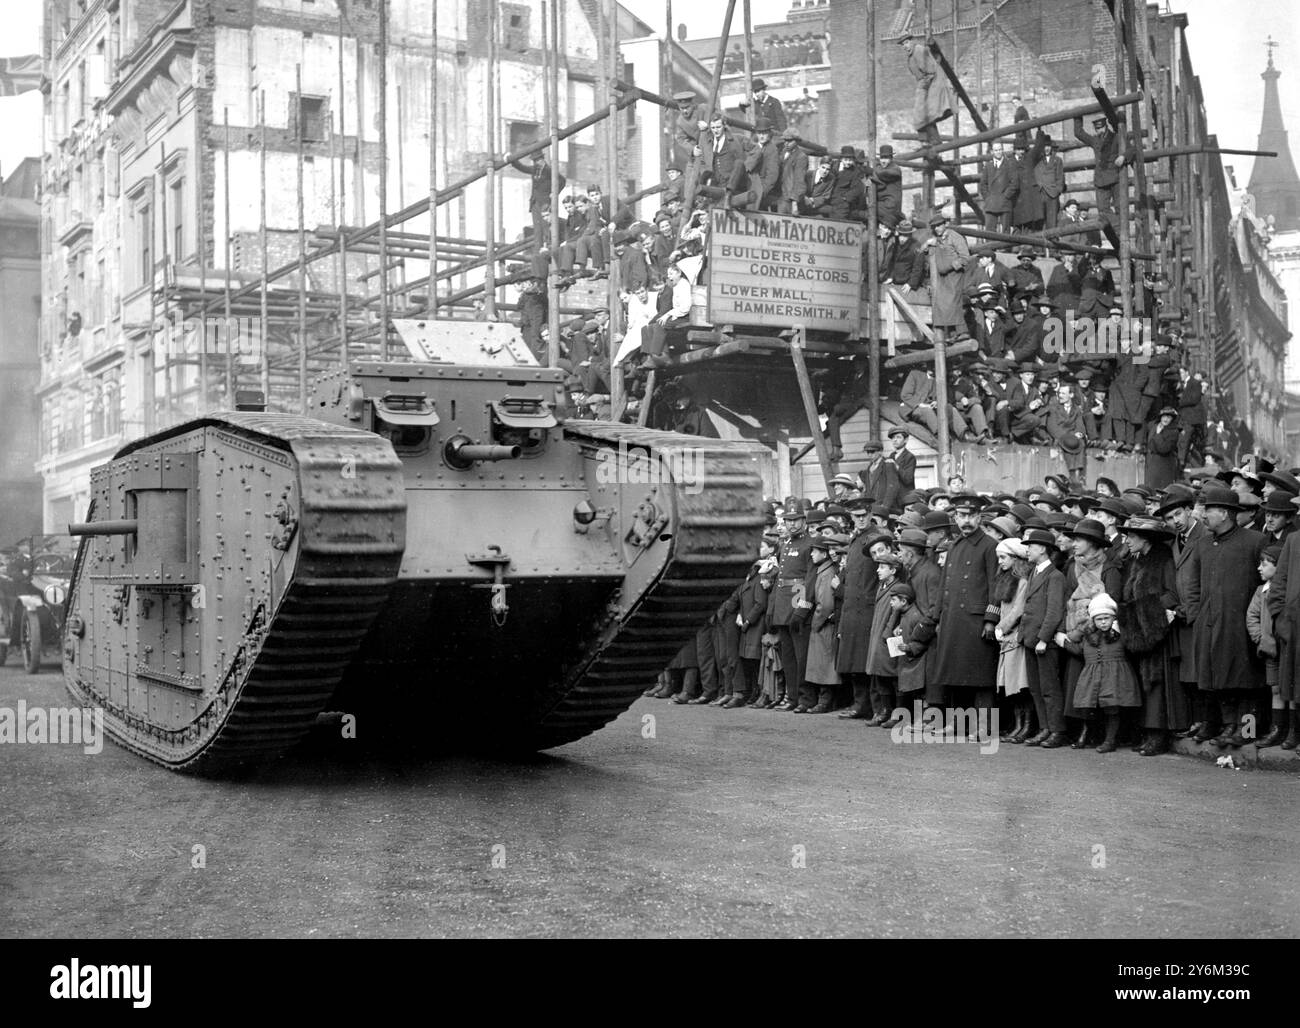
[1019,527,1068,747]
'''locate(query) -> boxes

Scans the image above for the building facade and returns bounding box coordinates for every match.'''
[0,159,43,541]
[36,0,655,530]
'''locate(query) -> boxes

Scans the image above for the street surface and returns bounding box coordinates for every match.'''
[2,662,1298,938]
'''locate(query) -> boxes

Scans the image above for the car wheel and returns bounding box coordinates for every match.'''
[22,612,42,674]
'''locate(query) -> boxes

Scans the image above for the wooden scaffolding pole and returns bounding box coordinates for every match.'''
[742,0,754,111]
[545,0,561,368]
[789,326,835,494]
[378,0,391,352]
[222,108,234,401]
[602,0,622,412]
[866,0,880,439]
[296,64,308,411]
[258,90,270,404]
[338,6,350,362]
[681,0,736,214]
[929,247,951,478]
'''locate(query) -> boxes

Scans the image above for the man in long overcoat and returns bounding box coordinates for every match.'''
[835,505,882,717]
[1160,485,1204,731]
[929,495,1001,714]
[921,213,970,330]
[980,145,1019,232]
[1193,486,1265,745]
[900,34,953,144]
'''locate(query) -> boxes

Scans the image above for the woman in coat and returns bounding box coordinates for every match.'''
[993,538,1033,741]
[1061,518,1110,746]
[1119,517,1185,754]
[835,521,885,717]
[1145,407,1181,490]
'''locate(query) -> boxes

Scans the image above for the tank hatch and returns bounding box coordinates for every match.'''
[391,318,539,367]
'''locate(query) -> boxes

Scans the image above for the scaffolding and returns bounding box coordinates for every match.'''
[145,0,1282,475]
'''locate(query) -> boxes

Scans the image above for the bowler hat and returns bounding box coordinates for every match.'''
[1017,245,1038,259]
[1200,484,1243,511]
[1069,518,1109,547]
[1017,361,1038,375]
[879,144,894,157]
[839,144,857,157]
[1022,527,1058,549]
[806,509,829,525]
[1035,495,1063,511]
[1262,492,1297,515]
[753,117,773,133]
[919,510,953,532]
[752,78,767,92]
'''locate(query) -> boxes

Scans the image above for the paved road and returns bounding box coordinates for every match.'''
[2,663,1298,938]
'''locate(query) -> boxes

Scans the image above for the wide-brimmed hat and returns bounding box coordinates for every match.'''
[1217,464,1262,490]
[830,473,858,488]
[1200,484,1243,511]
[894,219,915,235]
[1069,518,1109,547]
[1261,469,1300,495]
[987,515,1022,540]
[1044,473,1070,493]
[1094,497,1130,522]
[1154,484,1197,516]
[1123,516,1174,540]
[1095,477,1120,495]
[1022,527,1058,549]
[896,528,929,550]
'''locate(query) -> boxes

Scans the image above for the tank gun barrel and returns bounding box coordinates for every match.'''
[443,437,522,466]
[67,520,139,537]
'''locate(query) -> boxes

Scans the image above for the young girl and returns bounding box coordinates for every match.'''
[993,538,1033,742]
[1056,593,1140,753]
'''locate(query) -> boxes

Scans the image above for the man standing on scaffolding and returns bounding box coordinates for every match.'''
[1073,113,1136,228]
[899,34,953,147]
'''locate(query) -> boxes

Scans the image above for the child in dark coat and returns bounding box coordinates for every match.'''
[1056,593,1140,753]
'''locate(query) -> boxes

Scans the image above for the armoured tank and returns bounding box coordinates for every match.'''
[60,320,768,772]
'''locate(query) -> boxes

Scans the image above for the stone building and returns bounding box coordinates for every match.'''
[0,159,43,540]
[36,0,696,529]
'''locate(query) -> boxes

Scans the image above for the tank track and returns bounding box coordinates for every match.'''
[64,413,404,774]
[530,422,765,749]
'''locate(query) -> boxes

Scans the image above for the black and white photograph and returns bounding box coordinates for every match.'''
[1,0,1298,965]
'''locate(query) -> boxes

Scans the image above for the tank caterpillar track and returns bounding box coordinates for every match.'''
[529,422,765,749]
[64,413,405,774]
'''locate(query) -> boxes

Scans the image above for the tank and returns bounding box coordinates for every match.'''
[60,320,768,772]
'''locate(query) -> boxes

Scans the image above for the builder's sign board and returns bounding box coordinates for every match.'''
[707,209,863,334]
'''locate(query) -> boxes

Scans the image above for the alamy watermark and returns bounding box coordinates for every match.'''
[151,312,264,366]
[889,700,1000,754]
[1040,314,1154,363]
[593,440,705,494]
[0,701,103,755]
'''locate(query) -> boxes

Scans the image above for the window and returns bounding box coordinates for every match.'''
[296,95,327,142]
[170,177,185,258]
[508,120,540,154]
[89,365,122,441]
[502,4,530,52]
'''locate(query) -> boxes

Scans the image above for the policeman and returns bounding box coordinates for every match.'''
[770,504,816,709]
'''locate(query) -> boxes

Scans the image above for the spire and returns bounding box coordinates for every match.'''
[1249,37,1300,232]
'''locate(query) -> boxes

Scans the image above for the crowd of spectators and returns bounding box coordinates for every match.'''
[646,460,1300,761]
